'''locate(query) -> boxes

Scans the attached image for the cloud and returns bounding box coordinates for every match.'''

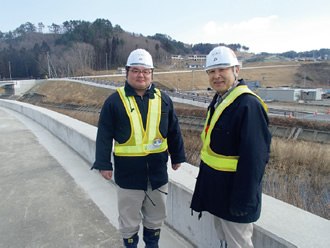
[203,15,278,35]
[199,16,279,52]
[203,21,218,35]
[166,13,330,54]
[198,15,330,53]
[232,15,278,30]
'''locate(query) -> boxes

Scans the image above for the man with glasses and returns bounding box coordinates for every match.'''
[93,48,186,248]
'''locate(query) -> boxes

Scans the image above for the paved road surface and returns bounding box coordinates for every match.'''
[0,106,192,248]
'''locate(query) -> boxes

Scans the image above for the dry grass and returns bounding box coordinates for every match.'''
[175,104,207,117]
[154,71,209,91]
[181,128,330,219]
[240,63,301,87]
[97,70,209,91]
[265,138,330,219]
[30,80,114,106]
[269,116,330,131]
[181,129,203,166]
[95,61,329,90]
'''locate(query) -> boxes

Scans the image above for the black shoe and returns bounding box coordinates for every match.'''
[143,227,160,248]
[123,233,139,248]
[220,240,227,248]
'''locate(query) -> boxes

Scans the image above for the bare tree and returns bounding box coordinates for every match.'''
[74,42,95,76]
[48,23,62,34]
[38,22,45,33]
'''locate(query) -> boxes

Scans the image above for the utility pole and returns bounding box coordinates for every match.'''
[262,73,265,88]
[105,53,108,72]
[47,52,57,78]
[8,61,12,80]
[47,52,51,78]
[192,70,194,91]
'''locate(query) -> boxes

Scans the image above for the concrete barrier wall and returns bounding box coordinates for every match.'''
[1,99,329,248]
[9,79,40,95]
[0,99,97,164]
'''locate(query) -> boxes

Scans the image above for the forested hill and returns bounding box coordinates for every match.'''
[0,19,329,80]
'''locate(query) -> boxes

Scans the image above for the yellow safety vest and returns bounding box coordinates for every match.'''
[201,85,268,171]
[114,87,168,156]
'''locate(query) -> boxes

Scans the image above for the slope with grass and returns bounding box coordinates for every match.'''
[93,61,329,91]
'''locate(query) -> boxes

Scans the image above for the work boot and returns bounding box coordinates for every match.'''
[123,233,139,248]
[143,227,160,248]
[220,240,227,248]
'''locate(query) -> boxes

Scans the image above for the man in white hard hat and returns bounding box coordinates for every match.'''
[191,46,271,248]
[93,48,186,248]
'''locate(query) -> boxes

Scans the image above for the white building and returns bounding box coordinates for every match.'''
[117,67,126,74]
[257,87,323,102]
[258,88,301,102]
[187,54,207,61]
[301,88,323,101]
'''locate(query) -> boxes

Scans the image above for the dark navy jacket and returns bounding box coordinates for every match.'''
[191,80,272,223]
[92,81,186,191]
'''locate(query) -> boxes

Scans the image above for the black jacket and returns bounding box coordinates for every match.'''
[191,80,272,223]
[92,81,186,190]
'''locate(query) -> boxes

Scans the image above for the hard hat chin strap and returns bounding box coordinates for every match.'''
[223,66,239,96]
[233,66,238,82]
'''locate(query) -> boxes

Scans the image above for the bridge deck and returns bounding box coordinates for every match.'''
[0,106,191,248]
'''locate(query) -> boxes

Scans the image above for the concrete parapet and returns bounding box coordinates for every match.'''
[1,99,329,248]
[0,99,97,164]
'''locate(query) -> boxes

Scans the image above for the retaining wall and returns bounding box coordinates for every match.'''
[1,99,329,248]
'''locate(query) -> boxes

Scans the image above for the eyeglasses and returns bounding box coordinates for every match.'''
[129,69,152,75]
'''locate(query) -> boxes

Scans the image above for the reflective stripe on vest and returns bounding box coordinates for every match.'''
[114,87,168,156]
[201,85,268,171]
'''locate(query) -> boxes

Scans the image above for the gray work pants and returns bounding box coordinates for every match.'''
[117,183,168,239]
[214,216,254,248]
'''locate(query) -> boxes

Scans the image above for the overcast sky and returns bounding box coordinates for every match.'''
[1,0,329,54]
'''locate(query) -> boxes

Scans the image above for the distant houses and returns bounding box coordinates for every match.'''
[171,54,243,69]
[237,80,325,102]
[171,54,207,61]
[257,87,324,102]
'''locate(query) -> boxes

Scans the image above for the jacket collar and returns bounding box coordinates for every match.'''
[124,81,156,99]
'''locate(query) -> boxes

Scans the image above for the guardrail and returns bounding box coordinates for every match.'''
[178,115,330,143]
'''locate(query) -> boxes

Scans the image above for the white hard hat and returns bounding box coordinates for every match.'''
[126,49,154,69]
[205,46,239,71]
